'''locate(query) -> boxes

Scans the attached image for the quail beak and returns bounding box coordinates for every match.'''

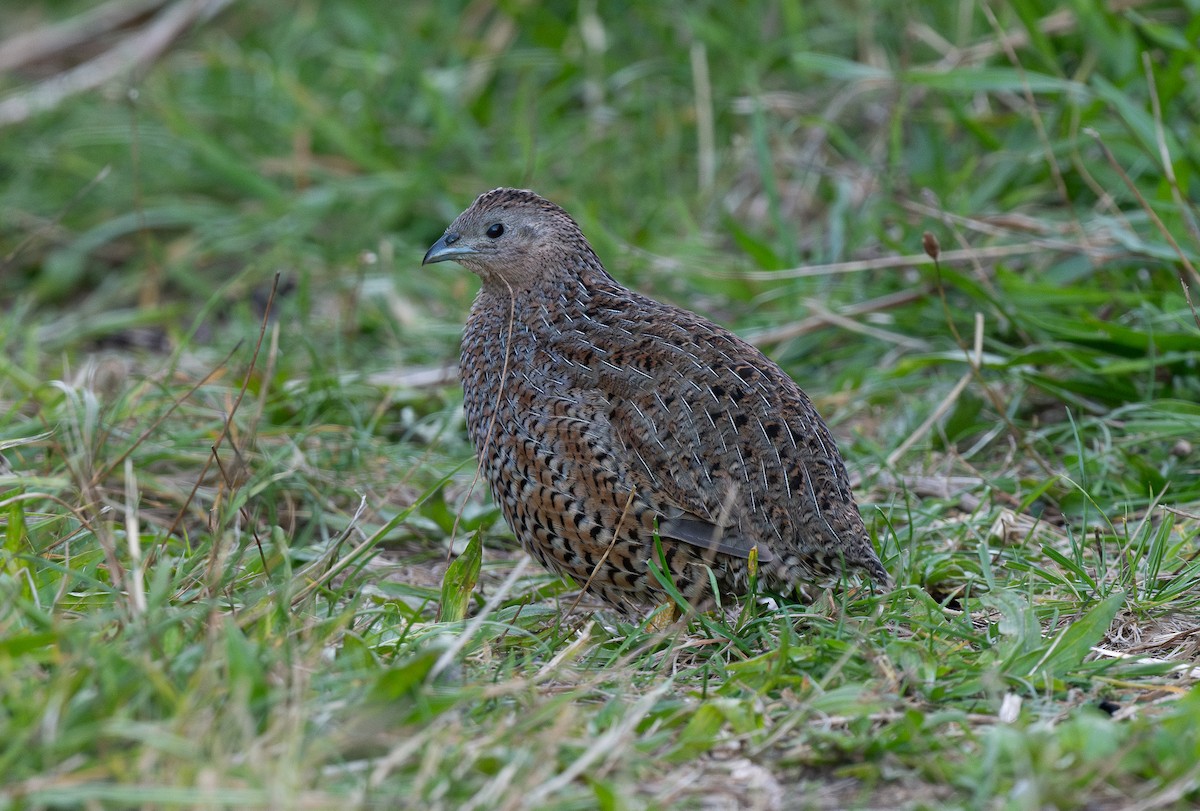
[422,231,478,265]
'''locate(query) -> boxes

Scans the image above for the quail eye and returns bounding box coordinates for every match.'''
[485,223,505,239]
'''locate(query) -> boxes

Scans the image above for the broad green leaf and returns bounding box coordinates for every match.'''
[1023,591,1125,680]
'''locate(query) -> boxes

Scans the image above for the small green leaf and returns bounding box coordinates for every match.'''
[439,531,482,623]
[224,622,268,706]
[369,646,441,703]
[589,778,620,811]
[670,698,761,762]
[338,632,377,670]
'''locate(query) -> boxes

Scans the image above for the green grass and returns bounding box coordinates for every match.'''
[2,1,1199,808]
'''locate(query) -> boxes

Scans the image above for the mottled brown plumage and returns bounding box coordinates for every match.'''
[423,188,887,612]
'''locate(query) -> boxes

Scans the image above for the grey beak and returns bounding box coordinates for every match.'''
[422,231,478,265]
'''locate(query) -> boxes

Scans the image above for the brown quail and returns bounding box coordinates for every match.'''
[423,188,888,613]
